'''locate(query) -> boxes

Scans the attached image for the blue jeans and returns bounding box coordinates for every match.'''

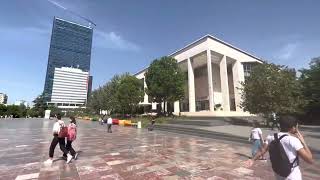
[251,139,262,157]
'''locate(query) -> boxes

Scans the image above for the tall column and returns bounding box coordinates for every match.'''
[151,103,157,110]
[143,77,148,103]
[232,60,245,112]
[174,101,180,114]
[220,56,230,111]
[207,50,214,111]
[187,58,196,112]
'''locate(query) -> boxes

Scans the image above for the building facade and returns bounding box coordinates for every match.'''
[48,67,89,109]
[0,93,8,104]
[43,17,93,102]
[135,35,261,116]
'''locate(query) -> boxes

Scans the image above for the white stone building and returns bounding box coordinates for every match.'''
[0,93,8,105]
[135,35,262,116]
[48,67,89,109]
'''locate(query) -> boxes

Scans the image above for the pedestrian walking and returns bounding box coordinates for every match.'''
[148,117,156,131]
[271,112,280,130]
[249,121,265,159]
[107,116,112,133]
[99,116,103,125]
[103,114,107,124]
[44,114,73,165]
[245,115,313,180]
[66,116,78,160]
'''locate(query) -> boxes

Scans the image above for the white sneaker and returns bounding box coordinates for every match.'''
[44,159,53,165]
[74,153,78,160]
[67,154,73,164]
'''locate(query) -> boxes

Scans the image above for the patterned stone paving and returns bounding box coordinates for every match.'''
[0,118,319,180]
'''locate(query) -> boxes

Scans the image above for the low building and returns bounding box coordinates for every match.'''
[0,93,8,104]
[48,67,89,109]
[135,34,262,116]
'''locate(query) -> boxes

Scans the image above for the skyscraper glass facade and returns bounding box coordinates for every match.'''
[44,17,93,101]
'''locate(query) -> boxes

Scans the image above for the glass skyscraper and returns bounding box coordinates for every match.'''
[44,17,93,102]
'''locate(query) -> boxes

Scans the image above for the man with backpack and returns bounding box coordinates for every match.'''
[245,115,313,180]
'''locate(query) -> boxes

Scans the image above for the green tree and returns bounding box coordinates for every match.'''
[19,104,27,117]
[240,62,304,116]
[87,73,130,115]
[32,93,48,117]
[299,57,320,122]
[145,56,185,115]
[47,105,62,117]
[87,87,103,114]
[116,75,144,116]
[6,105,21,117]
[0,104,7,117]
[101,75,122,114]
[26,108,38,117]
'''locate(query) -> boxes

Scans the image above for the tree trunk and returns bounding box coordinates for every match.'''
[156,103,162,116]
[130,105,134,118]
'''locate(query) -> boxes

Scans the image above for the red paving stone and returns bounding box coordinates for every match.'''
[0,118,319,180]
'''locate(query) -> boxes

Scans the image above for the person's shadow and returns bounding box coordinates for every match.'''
[235,153,252,160]
[52,150,83,162]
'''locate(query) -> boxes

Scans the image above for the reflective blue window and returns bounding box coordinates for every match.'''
[44,17,93,101]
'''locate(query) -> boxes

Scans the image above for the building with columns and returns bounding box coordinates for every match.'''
[135,35,262,116]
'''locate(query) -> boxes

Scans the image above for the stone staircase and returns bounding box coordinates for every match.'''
[172,116,264,126]
[154,123,250,145]
[152,116,258,145]
[154,117,320,157]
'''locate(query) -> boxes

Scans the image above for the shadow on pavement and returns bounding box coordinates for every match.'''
[155,124,251,146]
[235,152,252,160]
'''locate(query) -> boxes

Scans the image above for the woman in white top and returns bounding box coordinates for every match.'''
[249,121,265,159]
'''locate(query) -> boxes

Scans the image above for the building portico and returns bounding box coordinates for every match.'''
[135,35,261,116]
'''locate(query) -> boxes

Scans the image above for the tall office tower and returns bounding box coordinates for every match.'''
[43,17,93,103]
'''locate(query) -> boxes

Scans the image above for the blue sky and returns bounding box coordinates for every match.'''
[0,0,319,104]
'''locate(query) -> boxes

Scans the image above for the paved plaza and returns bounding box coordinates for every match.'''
[0,119,319,180]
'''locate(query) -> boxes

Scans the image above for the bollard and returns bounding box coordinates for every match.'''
[137,121,142,129]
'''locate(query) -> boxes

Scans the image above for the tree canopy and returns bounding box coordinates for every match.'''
[116,75,144,115]
[145,56,185,114]
[299,57,320,121]
[32,93,47,117]
[240,62,304,116]
[87,74,143,116]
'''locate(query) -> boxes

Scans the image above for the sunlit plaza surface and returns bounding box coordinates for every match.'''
[0,118,319,180]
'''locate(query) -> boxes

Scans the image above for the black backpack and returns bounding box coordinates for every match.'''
[269,133,299,177]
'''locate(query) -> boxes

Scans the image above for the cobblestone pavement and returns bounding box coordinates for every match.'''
[0,119,319,180]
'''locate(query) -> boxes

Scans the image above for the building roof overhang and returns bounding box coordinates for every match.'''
[134,34,263,76]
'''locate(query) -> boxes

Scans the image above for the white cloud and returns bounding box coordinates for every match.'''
[278,42,299,60]
[94,30,140,51]
[47,0,67,10]
[23,27,50,35]
[0,26,50,36]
